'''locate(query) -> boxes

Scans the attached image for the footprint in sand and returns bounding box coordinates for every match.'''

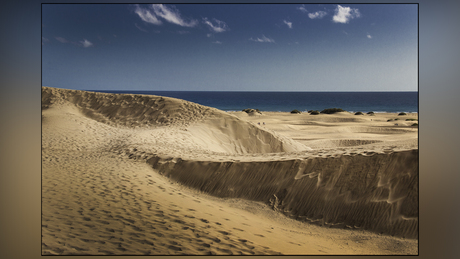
[209,237,221,243]
[201,243,211,248]
[200,218,209,223]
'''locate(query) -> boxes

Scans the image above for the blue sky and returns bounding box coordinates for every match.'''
[42,4,417,91]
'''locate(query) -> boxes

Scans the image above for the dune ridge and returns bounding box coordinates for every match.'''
[147,149,418,239]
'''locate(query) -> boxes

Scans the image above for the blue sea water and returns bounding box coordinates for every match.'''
[95,91,418,113]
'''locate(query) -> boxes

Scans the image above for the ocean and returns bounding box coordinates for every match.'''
[94,91,418,113]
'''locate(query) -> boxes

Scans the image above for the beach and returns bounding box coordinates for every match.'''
[41,86,418,255]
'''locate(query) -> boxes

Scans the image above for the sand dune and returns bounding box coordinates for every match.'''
[148,150,418,239]
[42,87,306,155]
[42,87,418,255]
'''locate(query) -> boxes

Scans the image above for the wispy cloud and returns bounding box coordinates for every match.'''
[249,35,275,43]
[203,17,228,33]
[308,11,327,19]
[134,4,162,25]
[152,4,198,27]
[207,33,212,38]
[134,4,197,27]
[177,30,190,35]
[367,33,372,39]
[135,23,148,32]
[80,39,93,47]
[55,36,68,43]
[212,41,222,44]
[332,5,361,24]
[283,20,292,29]
[297,4,308,13]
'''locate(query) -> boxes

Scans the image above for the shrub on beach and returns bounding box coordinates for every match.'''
[387,119,394,122]
[291,109,301,114]
[354,111,364,115]
[243,108,261,114]
[412,123,418,126]
[310,110,320,115]
[320,108,346,114]
[406,118,418,121]
[398,112,407,116]
[367,111,375,115]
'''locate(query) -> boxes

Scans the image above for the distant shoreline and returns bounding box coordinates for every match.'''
[227,110,419,114]
[84,89,419,114]
[86,89,418,93]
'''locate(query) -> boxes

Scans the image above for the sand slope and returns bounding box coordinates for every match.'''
[42,87,306,155]
[42,87,418,255]
[148,150,418,239]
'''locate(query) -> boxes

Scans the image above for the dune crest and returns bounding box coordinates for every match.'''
[147,149,418,239]
[42,87,307,154]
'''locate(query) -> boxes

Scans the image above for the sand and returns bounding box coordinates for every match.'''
[41,86,418,255]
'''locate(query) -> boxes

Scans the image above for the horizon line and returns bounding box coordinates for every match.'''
[84,89,418,93]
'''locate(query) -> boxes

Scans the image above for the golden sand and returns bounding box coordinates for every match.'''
[42,86,418,255]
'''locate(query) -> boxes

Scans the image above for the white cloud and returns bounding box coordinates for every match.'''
[367,34,372,39]
[203,17,228,33]
[134,4,197,28]
[308,11,327,19]
[212,41,222,44]
[207,33,212,38]
[297,5,308,13]
[332,5,361,24]
[177,30,190,35]
[134,4,162,25]
[80,39,93,47]
[55,36,68,43]
[249,35,275,43]
[151,4,198,27]
[283,20,292,29]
